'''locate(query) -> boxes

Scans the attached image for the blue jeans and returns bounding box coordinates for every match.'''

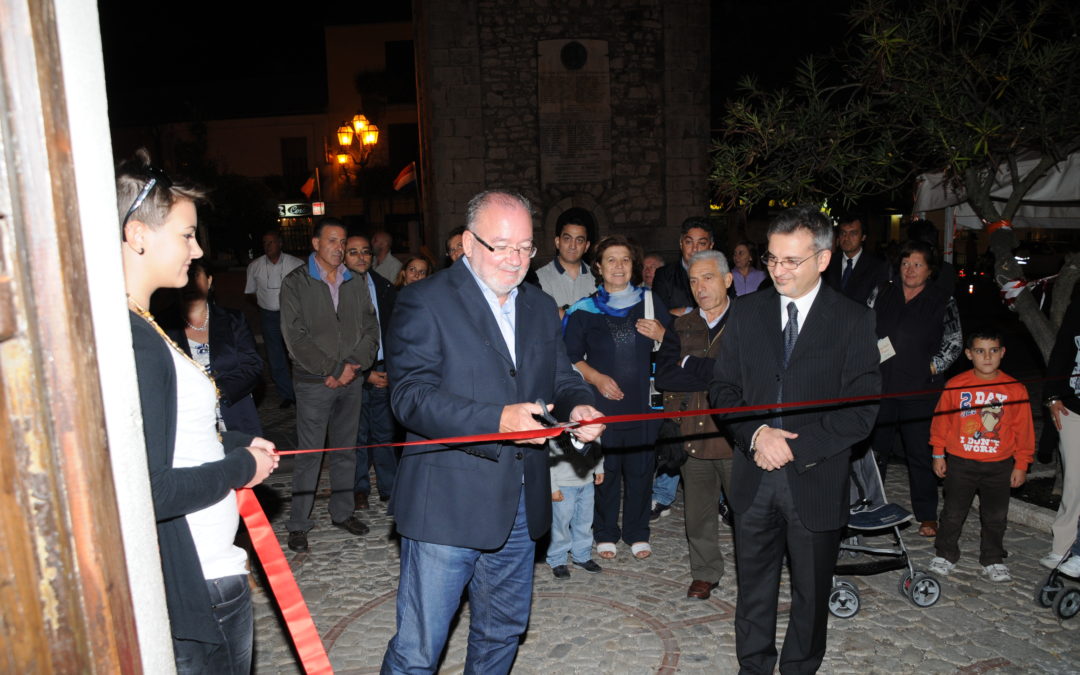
[652,470,680,506]
[260,308,294,402]
[172,574,253,675]
[354,383,398,498]
[546,483,595,567]
[381,489,534,674]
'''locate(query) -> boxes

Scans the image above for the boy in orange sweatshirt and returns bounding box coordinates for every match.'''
[927,329,1034,582]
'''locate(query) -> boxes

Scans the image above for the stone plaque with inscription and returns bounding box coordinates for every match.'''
[538,39,611,186]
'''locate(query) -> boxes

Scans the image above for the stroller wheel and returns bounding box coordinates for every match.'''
[1052,587,1080,620]
[1036,577,1064,608]
[906,572,941,608]
[898,571,914,598]
[828,584,860,619]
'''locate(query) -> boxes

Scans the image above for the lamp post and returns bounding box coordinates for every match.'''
[332,112,379,222]
[335,113,379,169]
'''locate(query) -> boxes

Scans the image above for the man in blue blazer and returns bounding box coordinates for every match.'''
[381,190,604,674]
[710,206,880,674]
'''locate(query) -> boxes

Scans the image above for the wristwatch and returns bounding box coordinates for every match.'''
[1045,395,1062,408]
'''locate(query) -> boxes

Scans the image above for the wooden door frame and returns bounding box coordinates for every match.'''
[0,0,148,670]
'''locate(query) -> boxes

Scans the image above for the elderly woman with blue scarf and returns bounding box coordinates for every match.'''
[564,235,671,560]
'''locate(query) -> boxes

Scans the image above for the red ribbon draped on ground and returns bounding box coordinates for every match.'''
[247,371,1068,671]
[237,488,333,674]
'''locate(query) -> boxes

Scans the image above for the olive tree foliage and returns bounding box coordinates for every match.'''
[856,0,1080,360]
[710,58,912,211]
[711,0,1080,359]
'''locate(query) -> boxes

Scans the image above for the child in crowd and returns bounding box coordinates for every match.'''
[928,329,1034,582]
[547,441,604,579]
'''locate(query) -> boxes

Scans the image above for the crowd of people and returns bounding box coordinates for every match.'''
[120,150,1080,673]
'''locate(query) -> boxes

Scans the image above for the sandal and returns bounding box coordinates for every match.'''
[918,520,938,537]
[631,542,652,559]
[596,542,617,560]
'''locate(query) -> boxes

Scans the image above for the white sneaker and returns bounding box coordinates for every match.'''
[982,563,1012,582]
[928,557,956,576]
[1058,555,1080,578]
[1041,553,1065,569]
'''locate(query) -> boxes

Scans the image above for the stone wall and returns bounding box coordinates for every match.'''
[414,0,710,259]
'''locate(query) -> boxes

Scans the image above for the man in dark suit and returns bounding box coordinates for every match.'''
[344,235,398,509]
[824,216,888,304]
[381,190,604,674]
[652,217,714,316]
[710,206,880,674]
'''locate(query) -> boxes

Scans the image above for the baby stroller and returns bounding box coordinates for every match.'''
[1035,554,1080,621]
[828,447,942,618]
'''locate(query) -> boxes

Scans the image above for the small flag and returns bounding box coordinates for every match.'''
[393,161,416,192]
[300,174,316,199]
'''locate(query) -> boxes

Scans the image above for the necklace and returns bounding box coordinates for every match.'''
[186,302,209,331]
[128,295,225,434]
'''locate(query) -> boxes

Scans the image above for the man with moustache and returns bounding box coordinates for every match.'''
[654,250,735,600]
[280,217,380,552]
[343,235,398,509]
[710,206,880,673]
[381,190,605,674]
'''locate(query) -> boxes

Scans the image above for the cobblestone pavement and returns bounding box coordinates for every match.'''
[247,392,1080,674]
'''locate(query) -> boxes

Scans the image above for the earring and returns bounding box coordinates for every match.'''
[137,247,145,255]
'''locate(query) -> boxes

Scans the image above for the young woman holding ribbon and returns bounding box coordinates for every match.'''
[564,235,671,560]
[119,150,278,674]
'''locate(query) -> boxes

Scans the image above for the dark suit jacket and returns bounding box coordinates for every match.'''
[709,283,881,531]
[366,269,397,346]
[824,250,889,305]
[652,259,694,311]
[386,259,594,549]
[166,302,264,435]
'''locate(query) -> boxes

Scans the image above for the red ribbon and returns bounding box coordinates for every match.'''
[243,370,1070,672]
[237,489,333,675]
[277,374,1068,456]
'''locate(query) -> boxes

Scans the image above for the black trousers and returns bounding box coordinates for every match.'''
[872,396,939,522]
[935,455,1012,566]
[734,469,842,675]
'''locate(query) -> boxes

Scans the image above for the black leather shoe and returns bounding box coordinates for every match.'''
[719,500,734,526]
[354,493,370,510]
[287,530,308,552]
[552,565,571,580]
[379,493,391,502]
[332,516,369,536]
[572,559,602,573]
[278,399,295,409]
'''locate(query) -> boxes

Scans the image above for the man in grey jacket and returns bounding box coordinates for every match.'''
[281,217,380,552]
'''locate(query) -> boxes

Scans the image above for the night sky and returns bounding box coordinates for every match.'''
[99,0,855,128]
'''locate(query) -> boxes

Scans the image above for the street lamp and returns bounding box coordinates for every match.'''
[335,114,379,169]
[331,112,380,219]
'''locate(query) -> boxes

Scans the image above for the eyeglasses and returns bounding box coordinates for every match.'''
[761,250,822,270]
[470,232,537,259]
[121,165,173,232]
